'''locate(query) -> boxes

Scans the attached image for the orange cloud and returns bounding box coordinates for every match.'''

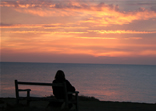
[1,1,156,26]
[140,50,156,56]
[2,32,156,58]
[0,24,42,28]
[1,24,155,35]
[75,37,117,40]
[124,37,142,40]
[80,10,156,26]
[88,30,156,34]
[92,51,133,57]
[2,30,88,34]
[0,23,88,29]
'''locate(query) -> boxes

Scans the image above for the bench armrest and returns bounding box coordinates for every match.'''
[18,89,31,91]
[68,91,79,94]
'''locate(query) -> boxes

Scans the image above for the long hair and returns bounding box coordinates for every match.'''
[55,70,65,81]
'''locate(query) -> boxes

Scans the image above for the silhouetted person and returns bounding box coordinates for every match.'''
[52,70,75,100]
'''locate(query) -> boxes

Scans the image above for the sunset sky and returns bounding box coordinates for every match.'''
[1,0,156,65]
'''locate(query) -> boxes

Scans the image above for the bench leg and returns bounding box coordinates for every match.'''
[16,98,19,105]
[75,93,79,111]
[26,90,30,106]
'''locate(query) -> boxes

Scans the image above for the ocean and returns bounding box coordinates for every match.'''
[1,62,156,103]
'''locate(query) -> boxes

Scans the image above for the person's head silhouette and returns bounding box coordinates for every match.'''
[55,70,65,81]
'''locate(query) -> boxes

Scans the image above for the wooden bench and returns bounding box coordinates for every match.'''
[14,80,79,111]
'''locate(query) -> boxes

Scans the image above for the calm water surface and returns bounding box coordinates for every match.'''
[1,62,156,103]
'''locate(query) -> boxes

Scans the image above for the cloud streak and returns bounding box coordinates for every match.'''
[1,0,156,26]
[1,24,155,35]
[88,30,156,34]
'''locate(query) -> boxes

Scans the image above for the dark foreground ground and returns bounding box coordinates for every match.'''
[0,96,156,111]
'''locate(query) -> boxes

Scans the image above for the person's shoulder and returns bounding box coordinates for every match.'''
[52,80,58,83]
[65,79,71,84]
[65,79,70,82]
[53,79,65,83]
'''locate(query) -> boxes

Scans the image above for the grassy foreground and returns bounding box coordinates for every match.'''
[0,96,156,111]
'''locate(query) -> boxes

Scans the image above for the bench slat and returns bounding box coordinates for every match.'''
[17,81,63,86]
[18,89,31,91]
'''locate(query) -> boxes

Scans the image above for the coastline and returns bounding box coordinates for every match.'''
[1,96,156,111]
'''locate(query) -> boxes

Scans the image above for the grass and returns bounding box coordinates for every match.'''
[0,96,156,111]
